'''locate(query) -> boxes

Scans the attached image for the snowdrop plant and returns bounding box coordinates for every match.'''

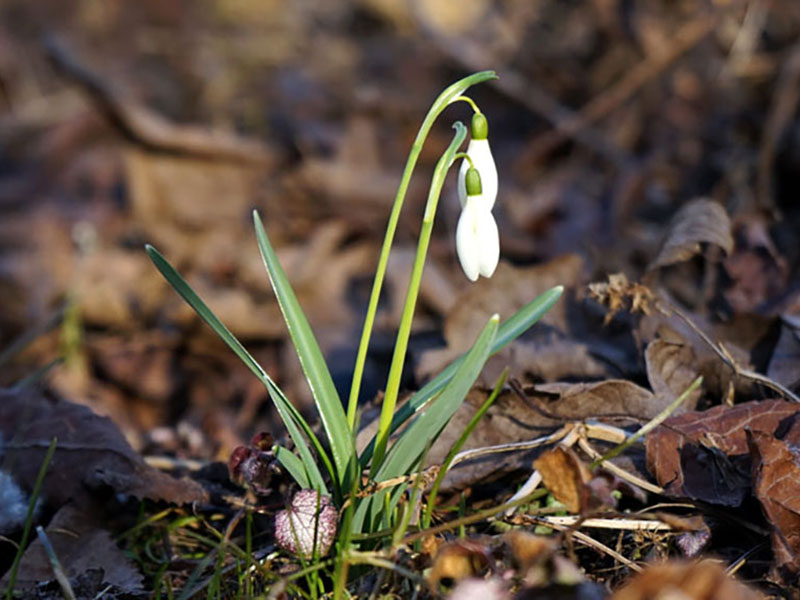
[145,71,562,552]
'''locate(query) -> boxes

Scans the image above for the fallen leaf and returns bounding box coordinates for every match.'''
[610,560,763,600]
[723,215,789,314]
[646,400,799,505]
[647,198,733,271]
[0,504,144,592]
[645,337,703,407]
[531,378,688,423]
[0,387,207,511]
[767,315,800,391]
[748,415,800,577]
[534,446,593,514]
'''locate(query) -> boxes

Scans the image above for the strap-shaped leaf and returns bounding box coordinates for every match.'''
[146,244,329,493]
[354,314,499,532]
[275,445,310,489]
[376,314,498,481]
[360,285,563,466]
[252,212,354,487]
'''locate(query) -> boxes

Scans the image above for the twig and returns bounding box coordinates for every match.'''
[666,302,800,402]
[44,36,274,165]
[533,515,673,532]
[519,515,642,572]
[589,376,703,468]
[577,435,664,495]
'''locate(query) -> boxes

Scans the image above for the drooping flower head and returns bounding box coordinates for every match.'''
[456,112,499,282]
[456,166,499,282]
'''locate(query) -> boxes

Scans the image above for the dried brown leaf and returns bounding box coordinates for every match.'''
[645,337,702,409]
[748,415,800,576]
[645,400,799,505]
[0,504,143,592]
[534,446,593,514]
[767,315,800,391]
[647,198,733,271]
[611,560,763,600]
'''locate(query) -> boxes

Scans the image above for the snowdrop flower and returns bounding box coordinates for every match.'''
[457,113,497,210]
[456,166,499,281]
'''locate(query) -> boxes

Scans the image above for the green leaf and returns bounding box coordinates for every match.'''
[252,212,354,487]
[377,314,498,481]
[275,446,310,489]
[354,314,499,532]
[360,285,563,466]
[145,244,330,494]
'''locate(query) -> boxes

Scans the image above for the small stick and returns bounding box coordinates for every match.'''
[533,515,673,532]
[520,515,642,572]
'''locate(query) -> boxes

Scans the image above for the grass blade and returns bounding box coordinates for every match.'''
[253,211,354,488]
[5,437,57,599]
[360,285,563,466]
[146,244,330,493]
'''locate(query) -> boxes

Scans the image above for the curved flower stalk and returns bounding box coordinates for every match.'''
[456,167,500,281]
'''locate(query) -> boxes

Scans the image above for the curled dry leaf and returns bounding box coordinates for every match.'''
[533,446,593,514]
[610,560,763,600]
[747,415,800,577]
[646,400,799,506]
[647,198,733,271]
[531,378,682,423]
[645,337,703,408]
[534,446,622,515]
[767,315,800,391]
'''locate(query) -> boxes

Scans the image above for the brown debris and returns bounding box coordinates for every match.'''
[610,560,763,600]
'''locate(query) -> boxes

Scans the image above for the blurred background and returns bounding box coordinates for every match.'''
[1,0,798,462]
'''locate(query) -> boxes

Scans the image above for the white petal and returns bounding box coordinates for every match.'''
[475,208,500,278]
[467,139,497,210]
[456,199,481,281]
[457,157,469,209]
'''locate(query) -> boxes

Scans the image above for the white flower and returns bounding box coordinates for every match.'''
[456,192,499,282]
[457,137,497,210]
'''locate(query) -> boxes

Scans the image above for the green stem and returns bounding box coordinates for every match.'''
[453,152,475,168]
[370,121,468,473]
[346,71,497,430]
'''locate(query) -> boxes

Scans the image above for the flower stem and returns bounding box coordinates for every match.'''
[345,71,497,430]
[370,121,468,473]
